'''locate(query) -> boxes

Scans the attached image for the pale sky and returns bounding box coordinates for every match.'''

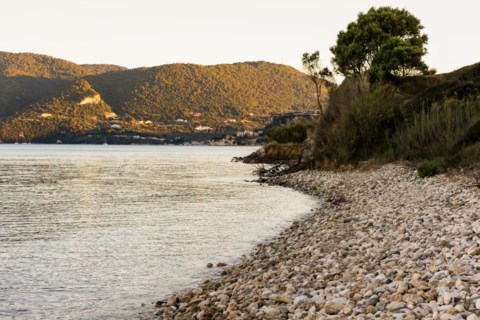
[1,0,479,75]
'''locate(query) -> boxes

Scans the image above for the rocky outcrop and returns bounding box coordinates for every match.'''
[79,94,101,105]
[236,147,267,163]
[150,164,480,320]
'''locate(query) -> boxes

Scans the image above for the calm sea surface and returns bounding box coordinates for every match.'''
[0,145,317,319]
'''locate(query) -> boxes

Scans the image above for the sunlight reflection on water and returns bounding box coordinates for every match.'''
[0,145,318,319]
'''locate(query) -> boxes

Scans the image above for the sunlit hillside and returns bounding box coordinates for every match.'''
[0,79,112,141]
[0,52,321,142]
[87,62,320,124]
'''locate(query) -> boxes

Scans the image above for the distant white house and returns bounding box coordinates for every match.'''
[136,120,153,125]
[195,125,213,131]
[111,124,121,129]
[104,112,118,119]
[236,130,258,137]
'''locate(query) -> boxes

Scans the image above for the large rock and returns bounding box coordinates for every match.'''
[323,298,349,315]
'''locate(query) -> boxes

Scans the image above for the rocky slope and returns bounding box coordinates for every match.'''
[150,164,480,319]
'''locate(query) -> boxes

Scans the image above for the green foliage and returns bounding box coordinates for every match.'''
[266,121,310,144]
[460,120,480,146]
[330,7,429,80]
[314,77,480,169]
[264,142,304,161]
[418,159,445,178]
[88,62,318,129]
[302,51,334,112]
[315,86,403,164]
[370,38,428,81]
[0,51,126,79]
[0,77,71,118]
[0,52,125,119]
[391,99,480,160]
[0,79,112,141]
[458,143,480,164]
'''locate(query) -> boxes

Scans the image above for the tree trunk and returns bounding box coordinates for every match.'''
[316,81,323,115]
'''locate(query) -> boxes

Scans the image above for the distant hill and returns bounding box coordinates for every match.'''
[0,79,113,142]
[87,62,320,125]
[0,76,71,119]
[0,52,126,121]
[0,52,321,142]
[0,51,126,79]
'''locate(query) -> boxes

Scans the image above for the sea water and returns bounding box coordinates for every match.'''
[0,145,317,319]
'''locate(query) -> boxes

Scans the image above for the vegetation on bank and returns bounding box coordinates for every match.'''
[266,120,310,144]
[256,120,312,162]
[243,6,479,174]
[294,6,480,176]
[314,81,480,172]
[316,7,480,176]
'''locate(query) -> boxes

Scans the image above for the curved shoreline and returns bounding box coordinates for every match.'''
[150,163,479,319]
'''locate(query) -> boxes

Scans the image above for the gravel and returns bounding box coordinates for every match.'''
[150,163,480,320]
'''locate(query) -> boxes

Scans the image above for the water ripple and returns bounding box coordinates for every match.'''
[0,145,317,319]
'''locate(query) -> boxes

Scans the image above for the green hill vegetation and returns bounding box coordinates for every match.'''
[314,67,480,168]
[0,79,112,142]
[0,76,71,118]
[263,7,480,174]
[88,62,318,128]
[0,52,126,120]
[0,52,319,142]
[0,51,126,79]
[310,7,479,174]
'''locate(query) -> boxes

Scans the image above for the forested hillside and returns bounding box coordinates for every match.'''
[87,62,319,123]
[0,79,112,142]
[0,52,125,119]
[0,51,126,79]
[0,52,320,142]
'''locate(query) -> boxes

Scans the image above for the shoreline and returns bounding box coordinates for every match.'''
[150,163,479,319]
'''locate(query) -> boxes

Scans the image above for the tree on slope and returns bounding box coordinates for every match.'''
[330,6,430,81]
[302,51,334,114]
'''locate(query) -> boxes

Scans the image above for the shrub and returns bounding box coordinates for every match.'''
[266,120,310,144]
[418,158,445,178]
[459,120,480,146]
[315,85,403,164]
[391,99,480,160]
[264,142,304,161]
[312,77,480,169]
[458,142,480,164]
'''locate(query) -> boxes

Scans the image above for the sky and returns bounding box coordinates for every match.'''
[1,0,479,75]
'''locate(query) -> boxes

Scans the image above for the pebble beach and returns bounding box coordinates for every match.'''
[151,164,480,319]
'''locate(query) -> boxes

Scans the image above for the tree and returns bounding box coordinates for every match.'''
[330,6,429,80]
[302,51,334,114]
[370,38,429,81]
